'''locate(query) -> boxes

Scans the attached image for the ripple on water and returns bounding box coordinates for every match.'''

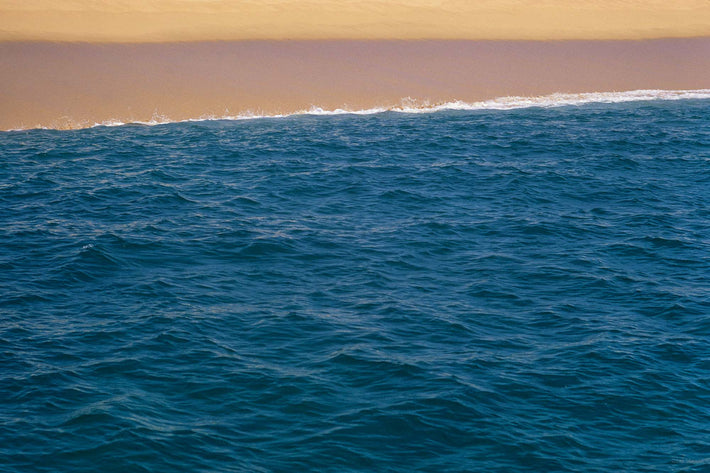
[1,100,710,472]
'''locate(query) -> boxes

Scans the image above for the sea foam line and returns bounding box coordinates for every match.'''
[10,89,710,132]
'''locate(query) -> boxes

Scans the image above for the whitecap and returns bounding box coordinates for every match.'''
[7,89,710,132]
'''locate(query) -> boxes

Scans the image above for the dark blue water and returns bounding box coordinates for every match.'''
[2,100,709,473]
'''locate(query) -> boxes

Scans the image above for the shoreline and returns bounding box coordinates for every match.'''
[2,39,709,131]
[5,89,710,132]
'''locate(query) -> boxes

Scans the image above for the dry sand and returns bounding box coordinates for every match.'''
[1,39,709,130]
[1,1,709,42]
[2,1,709,129]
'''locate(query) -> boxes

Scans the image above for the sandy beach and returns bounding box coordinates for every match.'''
[3,5,710,472]
[1,39,709,130]
[1,1,709,42]
[1,1,709,130]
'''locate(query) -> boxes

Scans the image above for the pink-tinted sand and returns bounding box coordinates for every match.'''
[1,39,709,130]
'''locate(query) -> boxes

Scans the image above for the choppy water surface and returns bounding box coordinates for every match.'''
[2,99,709,472]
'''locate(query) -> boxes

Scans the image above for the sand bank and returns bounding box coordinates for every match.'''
[1,39,709,130]
[1,1,709,42]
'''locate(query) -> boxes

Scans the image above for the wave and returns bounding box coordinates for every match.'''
[9,89,710,132]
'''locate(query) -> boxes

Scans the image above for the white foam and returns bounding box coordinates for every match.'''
[8,89,710,131]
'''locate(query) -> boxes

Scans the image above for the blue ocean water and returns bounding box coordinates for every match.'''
[1,98,709,473]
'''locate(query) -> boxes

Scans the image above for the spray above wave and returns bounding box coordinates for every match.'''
[11,89,710,132]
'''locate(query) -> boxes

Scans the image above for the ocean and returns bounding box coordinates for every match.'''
[2,93,709,472]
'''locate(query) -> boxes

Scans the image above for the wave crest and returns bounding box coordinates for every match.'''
[11,89,710,131]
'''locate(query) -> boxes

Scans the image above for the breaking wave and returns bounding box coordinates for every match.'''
[8,89,710,132]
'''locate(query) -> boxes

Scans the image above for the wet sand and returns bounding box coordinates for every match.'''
[1,39,709,130]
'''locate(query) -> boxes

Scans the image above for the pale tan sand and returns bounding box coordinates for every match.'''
[1,39,709,130]
[1,1,709,42]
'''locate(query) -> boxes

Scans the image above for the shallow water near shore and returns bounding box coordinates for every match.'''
[1,98,709,472]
